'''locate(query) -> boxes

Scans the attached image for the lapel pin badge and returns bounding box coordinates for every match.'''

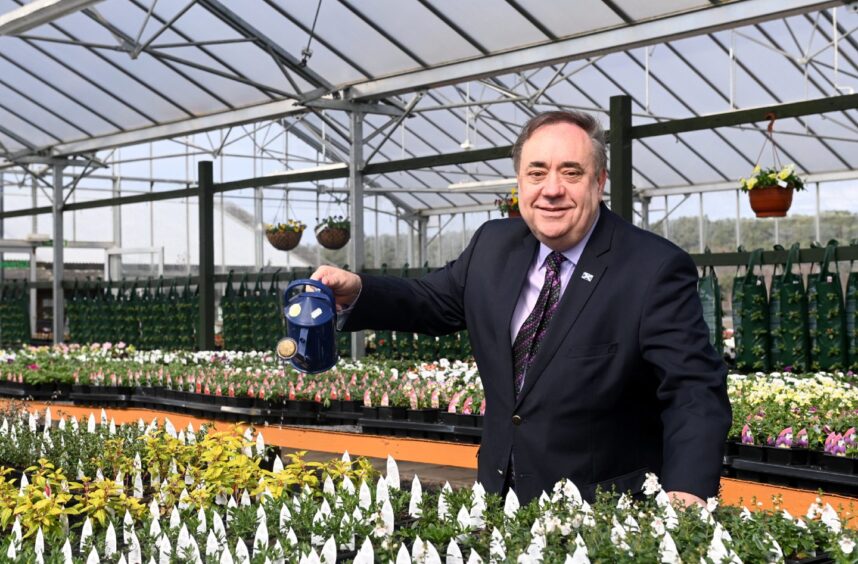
[581,272,594,282]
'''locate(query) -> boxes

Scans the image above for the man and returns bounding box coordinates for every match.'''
[312,110,731,506]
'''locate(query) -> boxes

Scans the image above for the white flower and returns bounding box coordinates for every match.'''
[839,537,855,555]
[642,473,661,496]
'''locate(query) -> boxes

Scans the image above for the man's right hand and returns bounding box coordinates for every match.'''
[311,266,362,311]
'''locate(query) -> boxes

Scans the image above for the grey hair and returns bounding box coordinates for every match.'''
[511,110,608,176]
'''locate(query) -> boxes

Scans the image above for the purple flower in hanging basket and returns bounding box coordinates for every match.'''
[775,427,794,448]
[783,365,794,373]
[796,428,809,448]
[741,424,754,445]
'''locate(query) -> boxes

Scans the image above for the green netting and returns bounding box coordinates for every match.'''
[697,249,723,358]
[769,243,810,372]
[732,248,770,372]
[808,240,847,371]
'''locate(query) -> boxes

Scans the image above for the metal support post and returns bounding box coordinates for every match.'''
[417,217,429,267]
[52,163,65,344]
[109,176,122,280]
[348,111,366,359]
[698,192,705,252]
[29,248,36,337]
[0,171,4,285]
[640,197,650,230]
[254,186,264,270]
[198,161,216,350]
[609,95,633,222]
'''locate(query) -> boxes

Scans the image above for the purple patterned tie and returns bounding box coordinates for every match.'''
[512,251,566,396]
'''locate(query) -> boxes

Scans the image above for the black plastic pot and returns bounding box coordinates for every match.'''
[377,406,407,421]
[340,400,361,412]
[735,444,766,462]
[819,454,857,475]
[406,408,439,423]
[362,406,379,419]
[763,447,810,466]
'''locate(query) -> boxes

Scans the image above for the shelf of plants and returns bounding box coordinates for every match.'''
[0,405,855,562]
[2,345,858,492]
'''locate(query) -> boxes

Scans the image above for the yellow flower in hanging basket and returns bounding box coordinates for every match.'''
[740,164,805,219]
[265,219,306,234]
[495,187,520,217]
[265,220,306,251]
[739,164,805,192]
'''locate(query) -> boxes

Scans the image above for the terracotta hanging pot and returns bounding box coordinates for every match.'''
[748,185,794,218]
[507,209,521,218]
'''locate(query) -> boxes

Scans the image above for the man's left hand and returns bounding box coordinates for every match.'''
[666,491,705,508]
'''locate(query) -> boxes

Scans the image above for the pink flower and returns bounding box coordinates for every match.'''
[363,389,372,408]
[27,363,39,370]
[775,427,793,448]
[430,389,440,409]
[461,396,473,415]
[380,392,389,407]
[796,428,809,448]
[741,424,754,445]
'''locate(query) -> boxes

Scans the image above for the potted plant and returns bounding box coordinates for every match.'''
[740,164,805,218]
[265,220,306,251]
[495,187,520,218]
[315,215,350,250]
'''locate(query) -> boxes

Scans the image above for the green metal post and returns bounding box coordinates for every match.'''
[609,95,633,222]
[198,161,215,350]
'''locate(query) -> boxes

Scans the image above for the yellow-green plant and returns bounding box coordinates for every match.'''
[70,475,146,526]
[12,459,77,538]
[0,467,17,530]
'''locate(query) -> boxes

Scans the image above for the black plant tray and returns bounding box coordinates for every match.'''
[322,409,363,424]
[359,417,482,443]
[127,393,284,423]
[0,381,60,400]
[69,389,132,408]
[728,458,858,497]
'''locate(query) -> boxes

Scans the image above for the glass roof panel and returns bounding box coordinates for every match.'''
[340,0,481,66]
[0,39,151,132]
[613,0,715,22]
[280,0,420,79]
[514,0,621,38]
[0,105,50,148]
[424,0,547,51]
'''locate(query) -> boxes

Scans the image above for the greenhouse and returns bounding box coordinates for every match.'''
[0,0,857,561]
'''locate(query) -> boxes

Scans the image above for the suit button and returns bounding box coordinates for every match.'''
[512,414,522,426]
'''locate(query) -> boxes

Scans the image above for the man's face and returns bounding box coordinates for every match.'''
[516,122,607,251]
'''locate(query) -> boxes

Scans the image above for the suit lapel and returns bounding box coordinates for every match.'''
[495,232,539,401]
[514,207,616,407]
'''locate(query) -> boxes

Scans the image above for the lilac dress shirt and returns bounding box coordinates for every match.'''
[510,210,600,344]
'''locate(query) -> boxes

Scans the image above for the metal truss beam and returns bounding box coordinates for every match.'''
[346,0,845,100]
[0,0,103,35]
[46,99,305,156]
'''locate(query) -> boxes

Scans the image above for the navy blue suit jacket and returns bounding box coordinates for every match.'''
[344,204,731,503]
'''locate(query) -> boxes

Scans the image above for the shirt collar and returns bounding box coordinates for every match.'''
[535,207,600,270]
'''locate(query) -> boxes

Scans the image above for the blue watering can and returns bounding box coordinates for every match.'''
[275,279,338,374]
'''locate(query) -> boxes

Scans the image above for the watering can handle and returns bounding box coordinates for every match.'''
[285,278,336,305]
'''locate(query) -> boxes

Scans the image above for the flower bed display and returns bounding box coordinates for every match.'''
[3,346,858,491]
[0,406,855,562]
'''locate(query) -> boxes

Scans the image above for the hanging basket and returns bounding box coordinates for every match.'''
[266,230,302,251]
[748,185,794,218]
[316,226,350,250]
[507,209,521,218]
